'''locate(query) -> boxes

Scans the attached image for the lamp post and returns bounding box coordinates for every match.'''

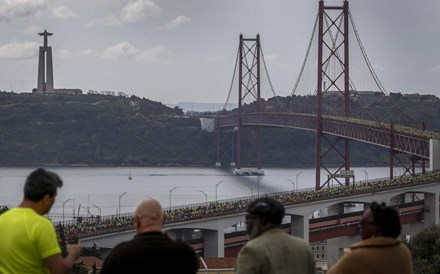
[169,187,179,208]
[198,190,208,203]
[360,168,368,181]
[245,185,254,197]
[295,171,304,191]
[118,192,127,217]
[62,198,72,224]
[286,179,295,191]
[91,204,101,216]
[257,176,263,196]
[215,180,225,202]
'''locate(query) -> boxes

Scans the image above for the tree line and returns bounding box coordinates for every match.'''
[0,91,438,167]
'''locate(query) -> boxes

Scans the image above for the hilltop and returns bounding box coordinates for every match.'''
[1,91,439,167]
[0,92,215,166]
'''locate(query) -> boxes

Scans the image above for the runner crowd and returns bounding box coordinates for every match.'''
[51,170,440,242]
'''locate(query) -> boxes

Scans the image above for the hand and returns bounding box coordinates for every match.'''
[66,242,81,261]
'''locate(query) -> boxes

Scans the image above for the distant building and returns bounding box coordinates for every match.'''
[311,240,328,273]
[401,93,439,102]
[351,90,385,107]
[33,88,83,95]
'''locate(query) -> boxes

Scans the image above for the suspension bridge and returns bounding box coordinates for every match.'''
[64,1,440,262]
[208,0,440,189]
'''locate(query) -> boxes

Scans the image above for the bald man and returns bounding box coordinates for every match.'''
[100,198,199,274]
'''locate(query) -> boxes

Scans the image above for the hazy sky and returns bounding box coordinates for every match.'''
[0,0,439,105]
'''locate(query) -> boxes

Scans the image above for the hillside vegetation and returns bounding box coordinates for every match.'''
[0,92,214,166]
[0,92,438,167]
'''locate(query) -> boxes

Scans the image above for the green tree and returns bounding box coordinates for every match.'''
[408,225,440,274]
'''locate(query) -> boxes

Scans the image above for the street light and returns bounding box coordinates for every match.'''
[215,180,226,202]
[91,204,101,216]
[257,176,263,196]
[245,185,254,197]
[62,198,72,224]
[169,187,179,208]
[286,178,295,191]
[198,190,208,203]
[295,171,304,191]
[360,168,369,181]
[118,192,127,217]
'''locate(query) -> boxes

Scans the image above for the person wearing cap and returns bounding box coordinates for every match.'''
[235,196,315,274]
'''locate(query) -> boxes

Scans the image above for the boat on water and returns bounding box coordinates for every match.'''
[233,168,265,176]
[128,171,132,180]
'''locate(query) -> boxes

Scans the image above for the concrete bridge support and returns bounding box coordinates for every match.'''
[430,139,440,170]
[203,229,225,258]
[291,215,309,242]
[390,194,406,205]
[327,204,343,216]
[423,192,439,227]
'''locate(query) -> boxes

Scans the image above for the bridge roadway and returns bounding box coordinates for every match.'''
[214,113,440,158]
[77,171,440,261]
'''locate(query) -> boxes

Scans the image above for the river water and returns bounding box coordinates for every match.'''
[0,166,403,220]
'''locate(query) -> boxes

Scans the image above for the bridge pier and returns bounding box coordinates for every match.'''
[390,194,406,205]
[430,139,440,170]
[424,192,439,227]
[203,229,225,258]
[290,214,309,242]
[327,204,343,216]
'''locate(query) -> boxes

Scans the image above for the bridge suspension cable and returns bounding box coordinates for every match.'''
[291,13,319,96]
[221,5,419,125]
[349,11,387,95]
[260,45,287,112]
[349,11,418,124]
[222,48,239,111]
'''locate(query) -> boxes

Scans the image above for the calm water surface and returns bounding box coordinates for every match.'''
[0,166,399,219]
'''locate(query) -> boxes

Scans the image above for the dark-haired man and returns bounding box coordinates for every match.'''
[235,196,315,274]
[0,168,81,274]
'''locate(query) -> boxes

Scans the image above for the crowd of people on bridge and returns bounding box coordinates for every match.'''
[1,167,436,273]
[50,169,440,242]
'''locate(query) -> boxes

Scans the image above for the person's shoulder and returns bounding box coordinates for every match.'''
[110,238,138,252]
[4,207,50,222]
[291,235,311,245]
[275,230,309,245]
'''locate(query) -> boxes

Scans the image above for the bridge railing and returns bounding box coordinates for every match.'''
[56,170,440,241]
[215,113,440,141]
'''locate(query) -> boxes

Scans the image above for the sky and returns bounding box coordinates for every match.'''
[0,0,439,105]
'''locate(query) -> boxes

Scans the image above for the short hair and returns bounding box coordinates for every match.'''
[247,197,285,225]
[370,202,401,238]
[24,168,63,201]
